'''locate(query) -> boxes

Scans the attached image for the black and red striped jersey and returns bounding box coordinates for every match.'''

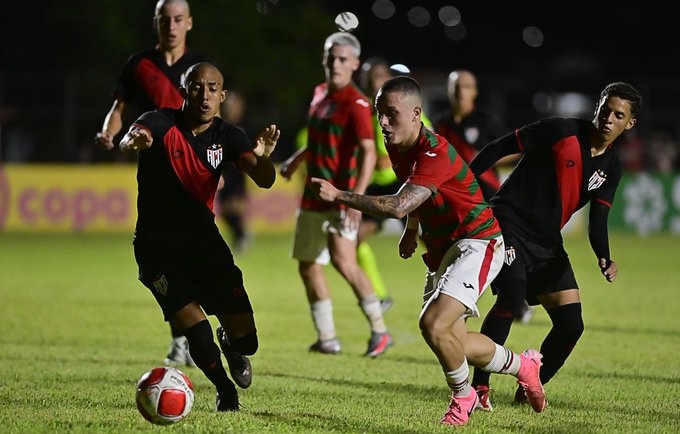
[132,108,251,242]
[113,48,208,114]
[481,117,621,244]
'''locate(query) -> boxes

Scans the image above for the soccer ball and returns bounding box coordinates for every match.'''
[135,367,195,425]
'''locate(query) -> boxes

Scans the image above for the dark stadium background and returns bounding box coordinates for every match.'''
[0,0,677,167]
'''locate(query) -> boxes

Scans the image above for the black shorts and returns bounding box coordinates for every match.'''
[363,181,405,226]
[491,231,578,306]
[134,234,253,321]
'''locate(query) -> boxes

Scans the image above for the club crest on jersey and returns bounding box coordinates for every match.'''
[464,127,479,144]
[588,169,607,191]
[207,143,223,169]
[153,274,169,295]
[504,246,516,266]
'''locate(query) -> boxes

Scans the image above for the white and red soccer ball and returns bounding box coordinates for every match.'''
[136,367,194,425]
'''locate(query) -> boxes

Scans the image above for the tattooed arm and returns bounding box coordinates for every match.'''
[310,177,431,219]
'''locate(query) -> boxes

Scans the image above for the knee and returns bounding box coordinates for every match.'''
[492,292,527,318]
[549,303,584,341]
[230,332,258,356]
[419,313,447,343]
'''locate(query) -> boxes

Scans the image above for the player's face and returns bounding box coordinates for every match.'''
[323,44,359,90]
[447,72,477,110]
[183,68,226,124]
[593,96,637,145]
[368,64,391,97]
[155,3,193,50]
[375,90,421,148]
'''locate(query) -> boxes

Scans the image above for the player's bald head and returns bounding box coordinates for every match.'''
[155,0,190,16]
[183,62,223,87]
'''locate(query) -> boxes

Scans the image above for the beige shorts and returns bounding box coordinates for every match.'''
[291,209,358,264]
[420,236,505,321]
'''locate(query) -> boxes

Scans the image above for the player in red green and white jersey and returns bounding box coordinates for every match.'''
[310,76,546,426]
[279,32,392,358]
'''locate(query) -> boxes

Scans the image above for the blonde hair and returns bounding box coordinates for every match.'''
[323,32,361,57]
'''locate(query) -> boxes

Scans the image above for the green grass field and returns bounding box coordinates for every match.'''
[0,231,678,433]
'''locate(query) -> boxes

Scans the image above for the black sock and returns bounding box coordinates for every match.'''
[539,303,584,385]
[183,320,236,396]
[170,322,184,338]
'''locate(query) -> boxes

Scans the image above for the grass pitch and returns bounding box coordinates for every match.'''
[0,231,678,433]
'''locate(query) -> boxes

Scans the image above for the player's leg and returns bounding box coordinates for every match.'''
[471,236,529,408]
[536,288,582,384]
[165,322,195,367]
[357,217,392,310]
[513,252,581,404]
[171,303,240,412]
[329,224,391,357]
[292,210,340,354]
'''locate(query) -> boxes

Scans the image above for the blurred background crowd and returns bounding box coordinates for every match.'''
[0,0,677,172]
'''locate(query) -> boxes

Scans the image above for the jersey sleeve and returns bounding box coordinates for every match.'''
[407,145,457,194]
[132,110,172,141]
[593,155,622,207]
[112,54,138,103]
[348,98,375,141]
[516,117,580,153]
[222,124,252,164]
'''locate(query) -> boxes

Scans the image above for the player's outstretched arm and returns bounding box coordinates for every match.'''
[310,179,430,220]
[279,147,308,180]
[96,100,126,150]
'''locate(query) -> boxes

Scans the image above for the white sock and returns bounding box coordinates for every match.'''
[445,361,472,397]
[360,294,387,333]
[311,299,336,341]
[482,344,521,376]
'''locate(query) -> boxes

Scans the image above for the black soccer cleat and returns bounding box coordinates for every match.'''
[216,326,253,389]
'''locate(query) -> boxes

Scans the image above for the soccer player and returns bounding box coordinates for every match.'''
[279,32,392,357]
[434,69,534,329]
[95,0,207,367]
[310,76,546,426]
[119,62,280,411]
[356,57,433,313]
[468,82,642,409]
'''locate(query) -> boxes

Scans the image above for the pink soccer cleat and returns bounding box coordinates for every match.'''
[516,349,547,412]
[441,388,479,426]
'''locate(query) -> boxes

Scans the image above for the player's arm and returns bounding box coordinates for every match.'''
[96,99,126,150]
[311,179,431,220]
[240,124,280,189]
[588,200,616,282]
[279,146,309,180]
[399,214,420,259]
[469,131,522,175]
[354,138,377,195]
[119,125,152,153]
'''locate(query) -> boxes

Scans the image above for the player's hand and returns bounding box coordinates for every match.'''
[344,208,361,232]
[95,131,115,150]
[252,124,280,158]
[310,177,340,202]
[399,228,418,259]
[599,258,617,282]
[279,160,295,180]
[120,127,152,152]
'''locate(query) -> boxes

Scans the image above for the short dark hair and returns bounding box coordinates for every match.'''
[379,75,421,97]
[601,82,642,116]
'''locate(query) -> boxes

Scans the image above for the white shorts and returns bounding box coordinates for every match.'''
[291,208,358,264]
[420,236,504,321]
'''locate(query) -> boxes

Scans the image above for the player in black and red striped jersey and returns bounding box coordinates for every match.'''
[119,62,280,412]
[469,82,642,410]
[96,0,208,368]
